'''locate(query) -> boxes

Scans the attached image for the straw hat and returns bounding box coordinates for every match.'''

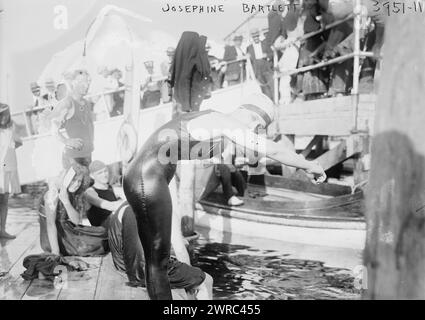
[0,103,9,113]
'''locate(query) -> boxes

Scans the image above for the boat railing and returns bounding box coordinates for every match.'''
[12,86,128,139]
[220,56,257,86]
[12,74,177,140]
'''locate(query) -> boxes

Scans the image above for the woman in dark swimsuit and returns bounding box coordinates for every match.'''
[123,92,326,300]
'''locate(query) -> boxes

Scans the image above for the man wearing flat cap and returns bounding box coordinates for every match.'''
[222,34,246,86]
[246,28,274,99]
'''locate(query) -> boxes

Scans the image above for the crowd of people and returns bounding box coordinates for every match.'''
[205,0,382,104]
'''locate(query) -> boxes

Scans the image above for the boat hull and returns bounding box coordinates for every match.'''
[195,174,366,250]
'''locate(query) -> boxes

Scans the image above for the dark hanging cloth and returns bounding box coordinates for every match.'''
[170,31,211,113]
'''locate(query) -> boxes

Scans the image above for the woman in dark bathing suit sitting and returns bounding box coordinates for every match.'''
[123,92,326,300]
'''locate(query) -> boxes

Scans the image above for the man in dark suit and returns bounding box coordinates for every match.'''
[246,28,274,100]
[222,34,246,86]
[266,0,287,62]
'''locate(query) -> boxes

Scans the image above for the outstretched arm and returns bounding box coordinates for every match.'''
[85,188,124,213]
[225,130,326,183]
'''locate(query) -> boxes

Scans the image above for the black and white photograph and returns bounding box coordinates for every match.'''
[0,0,424,307]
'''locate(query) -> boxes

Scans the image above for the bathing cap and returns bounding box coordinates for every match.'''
[239,92,275,126]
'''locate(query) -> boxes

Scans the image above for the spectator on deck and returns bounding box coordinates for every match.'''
[30,82,47,108]
[323,20,354,97]
[223,34,246,87]
[297,0,327,100]
[141,61,162,109]
[109,68,125,117]
[49,69,94,169]
[206,42,225,91]
[170,31,211,116]
[160,47,176,104]
[0,104,17,239]
[43,78,58,105]
[246,28,274,99]
[274,2,303,104]
[266,0,287,63]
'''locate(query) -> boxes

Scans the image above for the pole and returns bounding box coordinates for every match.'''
[363,11,425,299]
[351,0,362,132]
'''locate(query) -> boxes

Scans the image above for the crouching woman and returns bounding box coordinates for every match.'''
[39,164,109,256]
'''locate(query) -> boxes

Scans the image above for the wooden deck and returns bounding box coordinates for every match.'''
[279,94,376,136]
[0,197,187,300]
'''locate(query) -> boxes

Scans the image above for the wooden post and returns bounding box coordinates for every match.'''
[363,13,425,299]
[178,160,196,237]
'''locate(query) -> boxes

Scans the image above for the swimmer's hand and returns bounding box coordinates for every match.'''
[65,138,83,150]
[306,161,327,184]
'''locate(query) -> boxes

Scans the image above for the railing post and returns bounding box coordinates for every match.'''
[273,48,279,105]
[352,0,362,132]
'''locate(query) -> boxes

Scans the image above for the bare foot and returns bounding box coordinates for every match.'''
[0,231,16,239]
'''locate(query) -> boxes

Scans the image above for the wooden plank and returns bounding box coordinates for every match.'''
[21,278,62,300]
[95,254,188,300]
[0,239,40,300]
[0,224,40,272]
[57,257,102,300]
[279,118,354,136]
[316,135,366,171]
[278,94,375,136]
[301,135,321,158]
[94,253,149,300]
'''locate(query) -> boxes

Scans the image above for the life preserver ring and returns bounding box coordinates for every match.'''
[117,122,138,164]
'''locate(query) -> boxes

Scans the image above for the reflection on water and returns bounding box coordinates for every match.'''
[192,236,361,300]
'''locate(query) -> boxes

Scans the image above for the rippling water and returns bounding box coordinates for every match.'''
[191,232,361,300]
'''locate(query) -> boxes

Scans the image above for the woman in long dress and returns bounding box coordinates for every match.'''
[0,104,16,239]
